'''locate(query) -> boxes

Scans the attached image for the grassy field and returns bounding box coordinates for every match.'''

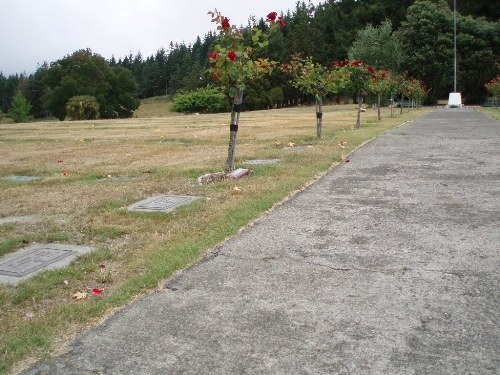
[477,106,500,120]
[0,99,431,374]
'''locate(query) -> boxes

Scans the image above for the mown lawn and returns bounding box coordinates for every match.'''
[0,101,431,374]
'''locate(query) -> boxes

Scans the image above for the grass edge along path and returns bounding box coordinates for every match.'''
[1,107,431,375]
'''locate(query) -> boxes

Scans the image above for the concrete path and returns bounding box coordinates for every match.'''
[22,109,499,374]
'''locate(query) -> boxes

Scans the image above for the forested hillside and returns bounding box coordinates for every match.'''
[1,0,498,119]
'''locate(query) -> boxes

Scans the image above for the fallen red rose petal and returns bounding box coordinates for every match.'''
[62,170,69,176]
[57,160,63,163]
[92,288,103,295]
[345,159,350,163]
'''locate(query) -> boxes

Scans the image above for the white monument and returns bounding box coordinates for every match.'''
[448,92,462,107]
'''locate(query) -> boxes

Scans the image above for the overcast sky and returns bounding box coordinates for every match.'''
[1,0,322,76]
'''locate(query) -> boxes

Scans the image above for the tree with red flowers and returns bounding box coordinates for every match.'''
[281,55,340,138]
[370,70,399,120]
[333,60,374,128]
[485,76,500,108]
[405,78,428,109]
[207,10,284,172]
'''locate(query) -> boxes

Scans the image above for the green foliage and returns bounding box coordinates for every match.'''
[348,20,405,72]
[456,15,500,104]
[485,77,500,98]
[170,86,230,113]
[4,1,500,110]
[8,91,32,123]
[282,55,340,100]
[206,9,283,98]
[398,0,453,103]
[65,95,100,120]
[43,49,139,120]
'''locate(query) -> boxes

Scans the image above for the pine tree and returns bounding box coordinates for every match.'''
[8,91,32,123]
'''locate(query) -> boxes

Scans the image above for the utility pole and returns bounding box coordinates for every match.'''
[453,0,457,93]
[448,0,461,107]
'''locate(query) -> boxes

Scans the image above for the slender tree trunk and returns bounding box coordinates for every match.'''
[356,94,363,128]
[400,94,403,115]
[377,92,381,121]
[316,97,323,138]
[390,95,394,118]
[225,89,244,173]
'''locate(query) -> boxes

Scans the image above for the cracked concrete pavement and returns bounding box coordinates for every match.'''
[22,108,499,374]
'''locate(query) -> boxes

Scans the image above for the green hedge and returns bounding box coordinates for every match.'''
[171,87,230,114]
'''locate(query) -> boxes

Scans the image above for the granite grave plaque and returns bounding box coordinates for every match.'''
[244,159,280,165]
[127,195,202,213]
[0,243,94,284]
[1,175,40,182]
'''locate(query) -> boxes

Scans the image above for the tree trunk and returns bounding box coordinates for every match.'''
[225,89,244,173]
[377,92,381,121]
[356,94,363,128]
[390,96,394,118]
[316,97,323,138]
[400,94,403,115]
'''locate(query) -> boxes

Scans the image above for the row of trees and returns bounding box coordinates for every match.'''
[0,0,498,121]
[206,10,428,172]
[111,0,499,105]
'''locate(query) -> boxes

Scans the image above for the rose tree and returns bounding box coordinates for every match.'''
[281,55,340,138]
[485,76,500,107]
[332,60,374,128]
[207,10,284,172]
[370,70,394,120]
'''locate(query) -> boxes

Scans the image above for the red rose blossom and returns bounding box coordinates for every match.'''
[381,70,386,78]
[267,12,277,21]
[221,17,230,29]
[227,51,237,61]
[209,51,220,59]
[278,16,286,26]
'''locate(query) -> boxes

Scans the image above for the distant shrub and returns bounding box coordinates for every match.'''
[66,95,100,120]
[8,91,32,123]
[171,86,230,113]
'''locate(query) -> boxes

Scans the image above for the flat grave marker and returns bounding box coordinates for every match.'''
[283,145,313,151]
[127,195,202,213]
[1,175,40,182]
[0,243,93,285]
[98,176,146,182]
[244,159,280,165]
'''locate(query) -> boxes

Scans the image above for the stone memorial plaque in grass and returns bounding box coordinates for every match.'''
[1,175,40,182]
[244,159,280,165]
[283,145,313,151]
[0,216,37,225]
[98,176,146,182]
[127,195,202,213]
[0,243,93,285]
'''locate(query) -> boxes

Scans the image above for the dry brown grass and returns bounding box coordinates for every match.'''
[0,102,431,374]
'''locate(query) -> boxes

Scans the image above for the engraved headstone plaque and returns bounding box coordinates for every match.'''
[0,243,94,284]
[98,176,146,182]
[244,159,280,165]
[1,175,40,182]
[127,195,202,213]
[283,145,313,151]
